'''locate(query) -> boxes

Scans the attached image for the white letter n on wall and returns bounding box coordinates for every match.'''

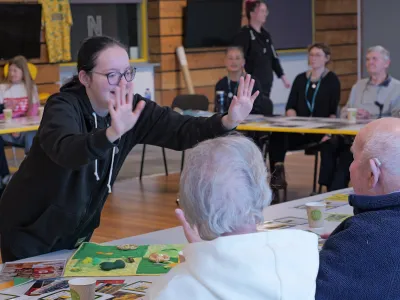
[87,15,102,37]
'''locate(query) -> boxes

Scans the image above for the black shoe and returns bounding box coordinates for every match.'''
[270,163,287,189]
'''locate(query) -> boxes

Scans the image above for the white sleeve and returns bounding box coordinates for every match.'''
[340,84,357,118]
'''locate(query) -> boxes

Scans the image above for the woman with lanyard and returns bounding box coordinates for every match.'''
[268,43,341,191]
[214,46,265,115]
[233,0,291,102]
[0,36,260,262]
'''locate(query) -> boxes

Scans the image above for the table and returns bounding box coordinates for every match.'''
[0,188,354,298]
[182,111,368,136]
[237,115,368,135]
[0,117,41,135]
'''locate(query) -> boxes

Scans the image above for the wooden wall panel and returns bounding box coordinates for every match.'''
[148,1,186,19]
[315,15,357,30]
[338,74,357,90]
[315,0,358,107]
[331,60,357,75]
[315,30,357,45]
[154,51,226,72]
[330,45,357,60]
[160,68,226,90]
[37,83,60,95]
[315,0,357,15]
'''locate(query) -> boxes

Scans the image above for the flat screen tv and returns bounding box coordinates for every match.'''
[0,4,42,60]
[183,0,243,48]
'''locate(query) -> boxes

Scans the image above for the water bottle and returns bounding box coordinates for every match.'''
[144,88,151,100]
[216,91,225,114]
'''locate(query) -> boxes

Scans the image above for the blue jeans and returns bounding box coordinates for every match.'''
[2,131,36,155]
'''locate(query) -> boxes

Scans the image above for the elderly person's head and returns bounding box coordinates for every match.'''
[366,45,390,77]
[350,117,400,195]
[178,134,271,241]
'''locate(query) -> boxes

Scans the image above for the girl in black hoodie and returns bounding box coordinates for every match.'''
[0,36,259,262]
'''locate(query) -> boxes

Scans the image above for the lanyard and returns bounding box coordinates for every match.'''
[227,78,239,98]
[305,74,323,116]
[227,73,244,98]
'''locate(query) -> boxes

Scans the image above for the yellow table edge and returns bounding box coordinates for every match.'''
[237,124,358,136]
[0,125,39,134]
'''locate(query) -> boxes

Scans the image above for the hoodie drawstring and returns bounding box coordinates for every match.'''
[107,147,116,193]
[92,112,100,181]
[92,112,117,193]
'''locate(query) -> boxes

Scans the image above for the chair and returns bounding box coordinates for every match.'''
[139,94,210,180]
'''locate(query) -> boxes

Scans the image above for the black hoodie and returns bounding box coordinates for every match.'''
[0,80,230,260]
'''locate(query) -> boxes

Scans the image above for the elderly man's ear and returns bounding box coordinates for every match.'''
[368,158,381,189]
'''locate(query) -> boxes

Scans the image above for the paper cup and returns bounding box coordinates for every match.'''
[306,202,325,228]
[68,278,96,300]
[347,108,357,123]
[3,109,12,122]
[38,106,44,118]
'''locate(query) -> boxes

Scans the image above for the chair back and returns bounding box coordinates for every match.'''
[171,94,209,111]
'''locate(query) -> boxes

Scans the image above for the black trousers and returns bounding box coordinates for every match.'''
[321,136,353,191]
[268,132,334,186]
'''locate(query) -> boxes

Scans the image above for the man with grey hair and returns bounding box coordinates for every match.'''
[323,45,400,191]
[341,45,400,119]
[147,135,319,300]
[316,117,400,300]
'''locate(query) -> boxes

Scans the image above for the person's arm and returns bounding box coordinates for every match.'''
[285,75,300,117]
[329,73,341,118]
[250,78,264,114]
[27,85,39,117]
[389,90,400,118]
[340,84,357,119]
[130,76,258,151]
[39,94,116,169]
[214,78,224,113]
[268,33,290,88]
[129,96,231,151]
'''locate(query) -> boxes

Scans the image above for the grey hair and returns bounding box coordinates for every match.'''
[360,121,400,176]
[367,45,390,61]
[179,134,272,241]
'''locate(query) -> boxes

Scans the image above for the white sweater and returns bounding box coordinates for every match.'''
[146,230,319,300]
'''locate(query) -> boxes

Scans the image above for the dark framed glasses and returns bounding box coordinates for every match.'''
[92,67,136,85]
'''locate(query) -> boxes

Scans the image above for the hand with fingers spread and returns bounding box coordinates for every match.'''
[222,74,260,130]
[106,83,146,143]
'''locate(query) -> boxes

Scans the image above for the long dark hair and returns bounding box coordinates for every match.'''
[245,0,266,20]
[63,36,126,87]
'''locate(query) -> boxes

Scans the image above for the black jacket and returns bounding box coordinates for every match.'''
[0,80,230,260]
[233,26,284,97]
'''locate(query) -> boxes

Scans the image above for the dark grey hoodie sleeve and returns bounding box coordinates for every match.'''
[127,95,231,151]
[38,94,115,169]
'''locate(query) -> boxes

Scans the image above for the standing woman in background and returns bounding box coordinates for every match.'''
[233,0,291,105]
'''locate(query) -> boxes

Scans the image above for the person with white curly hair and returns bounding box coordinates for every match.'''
[147,134,319,300]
